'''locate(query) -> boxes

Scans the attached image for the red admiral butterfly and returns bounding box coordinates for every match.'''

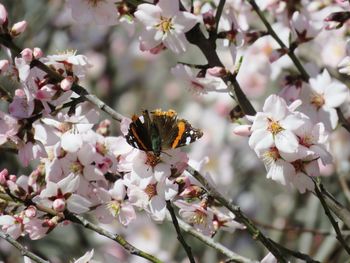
[126,109,203,156]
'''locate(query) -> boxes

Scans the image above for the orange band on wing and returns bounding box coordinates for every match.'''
[131,126,148,151]
[172,121,186,148]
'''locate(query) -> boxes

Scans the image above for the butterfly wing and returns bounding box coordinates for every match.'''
[125,110,153,151]
[151,110,203,150]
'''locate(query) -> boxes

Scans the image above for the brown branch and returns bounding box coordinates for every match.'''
[0,231,49,263]
[166,201,196,263]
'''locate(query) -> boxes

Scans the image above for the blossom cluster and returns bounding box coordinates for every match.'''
[0,0,350,262]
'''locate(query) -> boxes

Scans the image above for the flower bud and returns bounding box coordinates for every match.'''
[25,206,37,218]
[60,76,74,91]
[324,11,350,30]
[0,4,8,26]
[202,11,215,30]
[0,169,9,185]
[207,66,227,77]
[9,174,16,182]
[233,124,252,137]
[53,198,66,212]
[33,47,43,59]
[10,21,27,37]
[0,60,9,73]
[21,48,33,63]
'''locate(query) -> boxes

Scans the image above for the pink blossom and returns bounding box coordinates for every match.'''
[299,69,349,130]
[134,0,199,54]
[10,20,27,36]
[0,3,8,25]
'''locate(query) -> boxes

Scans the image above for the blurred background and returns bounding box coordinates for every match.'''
[1,0,350,262]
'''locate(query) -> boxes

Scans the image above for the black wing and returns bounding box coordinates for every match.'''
[125,110,153,151]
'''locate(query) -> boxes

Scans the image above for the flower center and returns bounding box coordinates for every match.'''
[267,118,284,135]
[156,16,173,33]
[263,147,280,163]
[70,160,84,175]
[190,210,207,225]
[291,159,304,173]
[107,201,121,217]
[310,93,325,110]
[145,153,160,167]
[299,135,313,148]
[145,183,157,199]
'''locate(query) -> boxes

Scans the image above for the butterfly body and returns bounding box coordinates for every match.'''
[126,109,203,156]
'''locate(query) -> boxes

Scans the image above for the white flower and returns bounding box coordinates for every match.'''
[134,0,199,54]
[299,69,349,130]
[291,11,320,42]
[67,0,120,25]
[249,95,304,161]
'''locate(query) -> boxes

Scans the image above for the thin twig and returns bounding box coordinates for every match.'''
[312,179,350,255]
[269,239,320,263]
[166,201,196,263]
[0,231,49,263]
[64,212,164,263]
[175,217,257,263]
[251,219,348,237]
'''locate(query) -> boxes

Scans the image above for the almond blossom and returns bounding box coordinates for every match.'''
[134,0,199,54]
[299,69,349,130]
[248,95,304,162]
[33,174,91,214]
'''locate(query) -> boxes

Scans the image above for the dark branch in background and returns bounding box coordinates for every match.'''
[313,179,350,255]
[166,201,196,263]
[252,219,350,236]
[0,231,49,263]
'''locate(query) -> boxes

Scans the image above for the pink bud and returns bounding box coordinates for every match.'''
[0,59,9,73]
[33,47,43,59]
[25,206,37,218]
[21,48,33,63]
[53,198,66,212]
[0,4,8,26]
[207,66,227,77]
[60,76,74,91]
[9,174,17,182]
[0,169,9,185]
[10,20,27,36]
[233,124,252,137]
[14,88,26,97]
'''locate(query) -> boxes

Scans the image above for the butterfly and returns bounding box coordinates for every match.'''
[125,109,203,157]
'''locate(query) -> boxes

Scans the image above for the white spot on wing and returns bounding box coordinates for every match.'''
[185,137,191,145]
[139,116,145,123]
[189,130,194,135]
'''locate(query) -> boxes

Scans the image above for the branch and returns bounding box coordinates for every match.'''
[313,179,350,255]
[175,217,257,263]
[185,166,288,262]
[244,0,350,132]
[214,0,226,36]
[166,201,196,263]
[63,212,163,263]
[0,231,49,263]
[0,34,125,123]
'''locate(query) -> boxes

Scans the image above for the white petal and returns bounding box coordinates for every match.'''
[67,194,91,214]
